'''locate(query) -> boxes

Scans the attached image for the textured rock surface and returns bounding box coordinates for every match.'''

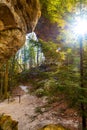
[38,124,69,130]
[0,115,18,130]
[0,0,40,67]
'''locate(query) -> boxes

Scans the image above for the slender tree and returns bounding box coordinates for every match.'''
[4,61,9,98]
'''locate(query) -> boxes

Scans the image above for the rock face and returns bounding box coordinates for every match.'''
[0,0,40,67]
[0,115,18,130]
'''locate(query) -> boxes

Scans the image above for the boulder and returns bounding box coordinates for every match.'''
[0,114,18,130]
[38,124,69,130]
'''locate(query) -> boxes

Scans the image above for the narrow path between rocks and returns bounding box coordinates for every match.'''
[0,85,79,130]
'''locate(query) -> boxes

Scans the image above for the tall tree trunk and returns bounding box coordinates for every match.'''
[37,47,39,66]
[4,61,9,98]
[10,56,15,92]
[23,46,26,70]
[79,36,86,130]
[0,72,3,97]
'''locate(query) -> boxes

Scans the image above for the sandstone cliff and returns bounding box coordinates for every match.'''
[0,0,40,67]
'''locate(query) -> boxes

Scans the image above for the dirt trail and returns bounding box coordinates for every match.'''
[0,86,79,130]
[0,86,41,130]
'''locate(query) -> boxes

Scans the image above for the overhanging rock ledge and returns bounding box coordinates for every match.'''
[0,0,41,67]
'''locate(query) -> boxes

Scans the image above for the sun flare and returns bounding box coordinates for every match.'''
[74,18,87,35]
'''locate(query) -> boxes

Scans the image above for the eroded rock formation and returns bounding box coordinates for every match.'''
[0,0,40,67]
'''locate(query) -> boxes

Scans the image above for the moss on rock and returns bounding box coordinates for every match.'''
[38,124,70,130]
[0,115,18,130]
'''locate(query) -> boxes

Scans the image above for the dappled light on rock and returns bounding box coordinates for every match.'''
[0,115,18,130]
[38,124,69,130]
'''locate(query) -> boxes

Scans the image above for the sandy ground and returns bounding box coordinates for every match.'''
[0,86,79,130]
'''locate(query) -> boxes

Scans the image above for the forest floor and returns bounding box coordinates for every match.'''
[0,85,81,130]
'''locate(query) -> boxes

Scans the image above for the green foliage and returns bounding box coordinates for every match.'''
[35,88,45,97]
[39,0,87,51]
[35,106,43,114]
[39,39,62,62]
[15,33,44,71]
[40,0,79,27]
[44,78,58,96]
[17,70,30,83]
